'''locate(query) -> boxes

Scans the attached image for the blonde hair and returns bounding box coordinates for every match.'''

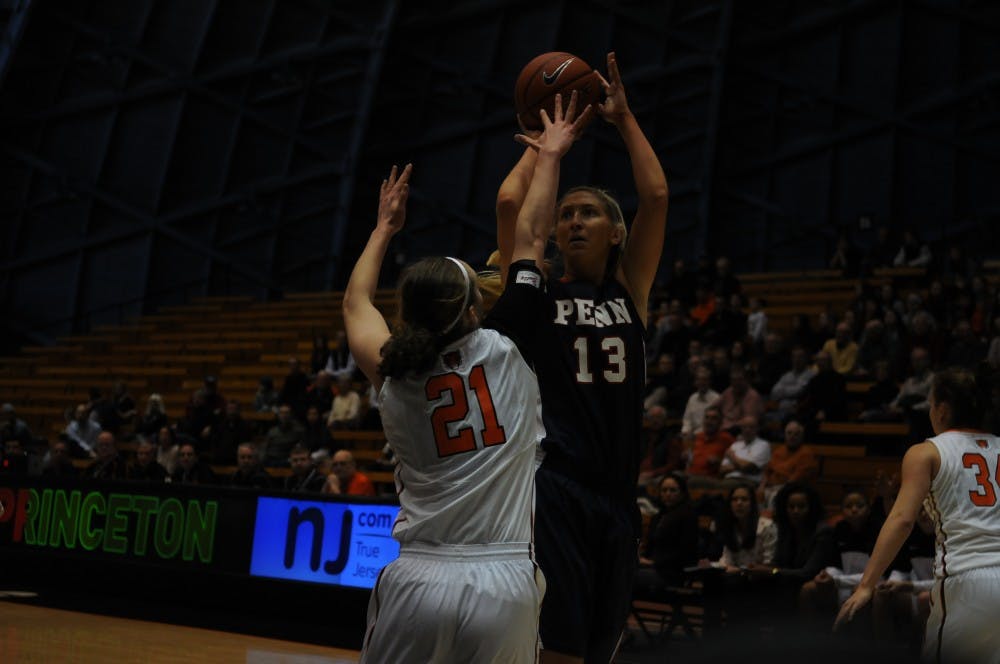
[559,186,627,276]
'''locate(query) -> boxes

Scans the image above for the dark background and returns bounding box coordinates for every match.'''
[2,0,999,353]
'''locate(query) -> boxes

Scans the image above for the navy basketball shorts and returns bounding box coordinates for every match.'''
[534,465,639,662]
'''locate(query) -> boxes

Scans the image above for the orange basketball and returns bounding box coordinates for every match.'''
[514,52,602,130]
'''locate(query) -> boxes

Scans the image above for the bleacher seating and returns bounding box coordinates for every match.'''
[0,267,936,503]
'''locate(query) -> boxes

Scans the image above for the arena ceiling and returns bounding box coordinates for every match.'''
[1,0,998,351]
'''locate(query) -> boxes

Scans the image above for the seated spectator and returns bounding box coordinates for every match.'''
[209,400,254,465]
[634,474,699,594]
[65,403,101,458]
[687,406,734,486]
[653,311,690,366]
[747,297,768,346]
[859,360,900,422]
[326,330,358,382]
[681,367,719,440]
[306,370,335,417]
[829,233,861,277]
[821,322,858,375]
[854,320,897,377]
[136,394,168,440]
[643,354,685,415]
[126,439,168,482]
[278,358,309,419]
[254,376,279,413]
[181,390,214,451]
[720,416,771,485]
[945,319,986,369]
[759,420,818,508]
[799,351,847,428]
[1,439,29,476]
[893,230,932,268]
[326,449,375,496]
[171,443,216,485]
[709,348,731,393]
[709,485,777,571]
[866,226,896,269]
[310,334,332,375]
[925,280,949,329]
[264,404,305,466]
[285,444,326,492]
[41,440,77,478]
[228,443,272,489]
[714,257,741,298]
[714,365,764,431]
[800,489,881,620]
[665,259,696,307]
[769,347,815,422]
[754,333,789,395]
[156,426,179,475]
[0,403,33,449]
[904,311,944,367]
[789,314,820,355]
[700,295,744,348]
[88,387,118,434]
[638,406,684,486]
[200,375,226,415]
[110,381,137,434]
[303,405,333,452]
[327,377,361,430]
[689,285,716,328]
[766,483,836,585]
[889,347,933,415]
[82,432,126,480]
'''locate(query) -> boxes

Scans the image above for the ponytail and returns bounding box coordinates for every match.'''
[376,257,475,380]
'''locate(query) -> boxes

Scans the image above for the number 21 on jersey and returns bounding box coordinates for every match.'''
[425,365,507,457]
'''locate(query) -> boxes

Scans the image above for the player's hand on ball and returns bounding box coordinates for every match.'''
[596,51,630,125]
[834,585,873,631]
[515,91,594,158]
[377,163,412,235]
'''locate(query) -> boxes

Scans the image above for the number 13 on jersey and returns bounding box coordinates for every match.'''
[425,365,507,457]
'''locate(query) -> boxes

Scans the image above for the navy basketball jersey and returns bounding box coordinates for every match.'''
[487,261,646,498]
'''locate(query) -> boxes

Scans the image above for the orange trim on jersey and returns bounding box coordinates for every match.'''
[927,489,948,664]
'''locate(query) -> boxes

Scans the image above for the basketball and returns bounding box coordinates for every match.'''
[514,52,602,130]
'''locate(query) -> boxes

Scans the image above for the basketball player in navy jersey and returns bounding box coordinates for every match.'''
[496,52,669,663]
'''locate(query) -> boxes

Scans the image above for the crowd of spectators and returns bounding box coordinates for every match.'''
[634,232,999,639]
[2,226,997,643]
[0,333,383,497]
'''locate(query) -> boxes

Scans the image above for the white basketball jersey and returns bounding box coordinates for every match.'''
[380,328,544,547]
[925,430,1000,577]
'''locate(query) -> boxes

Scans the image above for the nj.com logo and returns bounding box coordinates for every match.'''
[250,497,399,589]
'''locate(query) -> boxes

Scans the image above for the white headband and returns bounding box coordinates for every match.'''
[442,257,472,334]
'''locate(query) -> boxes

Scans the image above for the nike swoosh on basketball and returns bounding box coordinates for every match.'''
[542,58,574,85]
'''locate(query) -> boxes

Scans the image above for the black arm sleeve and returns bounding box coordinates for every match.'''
[482,260,546,363]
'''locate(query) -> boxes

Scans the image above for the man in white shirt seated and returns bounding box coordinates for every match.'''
[680,367,720,441]
[720,415,771,484]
